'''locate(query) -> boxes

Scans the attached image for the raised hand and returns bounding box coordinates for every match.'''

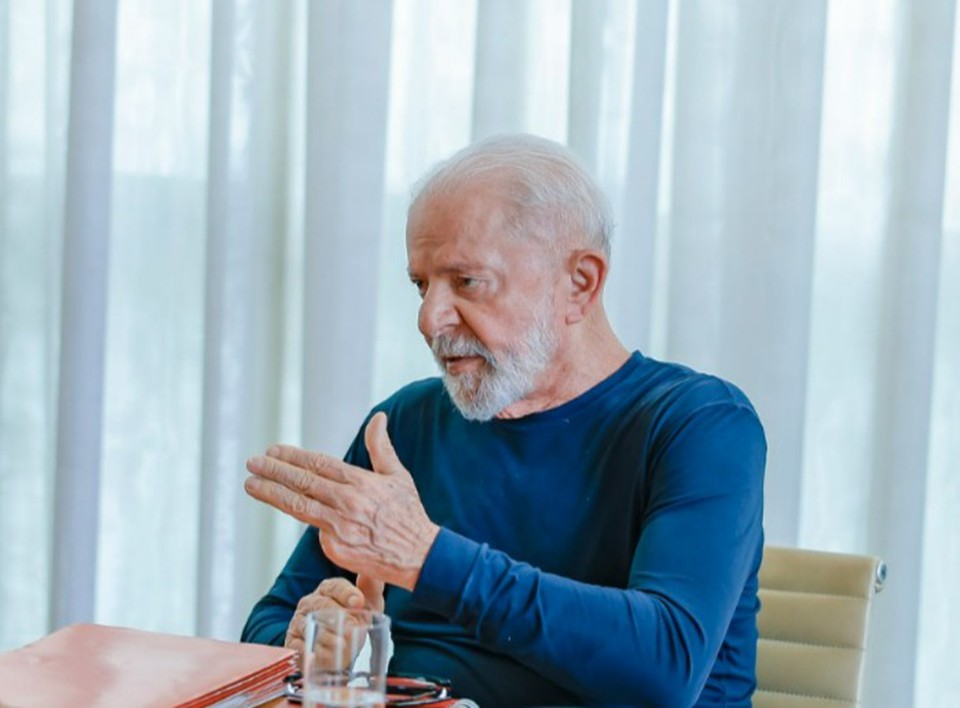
[244,412,440,591]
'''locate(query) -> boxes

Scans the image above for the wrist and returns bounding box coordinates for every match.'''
[399,521,442,591]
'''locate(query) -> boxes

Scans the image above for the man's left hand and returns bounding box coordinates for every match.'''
[244,412,440,591]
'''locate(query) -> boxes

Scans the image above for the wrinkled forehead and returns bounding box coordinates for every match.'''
[406,185,507,254]
[406,176,559,255]
[410,172,508,215]
[405,189,564,285]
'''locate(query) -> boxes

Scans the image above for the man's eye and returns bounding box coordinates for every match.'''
[457,277,480,290]
[411,279,426,297]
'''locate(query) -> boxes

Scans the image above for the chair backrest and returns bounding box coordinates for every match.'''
[754,545,886,708]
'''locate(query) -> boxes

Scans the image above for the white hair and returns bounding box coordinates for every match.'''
[410,134,613,257]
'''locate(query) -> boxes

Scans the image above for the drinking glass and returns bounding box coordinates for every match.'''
[302,608,391,708]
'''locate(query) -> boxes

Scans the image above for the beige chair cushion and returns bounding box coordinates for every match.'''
[754,546,885,708]
[753,688,857,708]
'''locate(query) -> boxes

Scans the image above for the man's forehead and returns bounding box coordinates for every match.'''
[407,186,509,239]
[410,180,503,218]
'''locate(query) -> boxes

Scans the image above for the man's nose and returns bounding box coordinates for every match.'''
[418,285,459,340]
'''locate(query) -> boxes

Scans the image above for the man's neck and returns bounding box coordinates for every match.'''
[495,317,630,419]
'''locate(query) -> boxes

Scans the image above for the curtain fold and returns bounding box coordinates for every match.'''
[0,2,7,237]
[1,0,958,704]
[472,0,529,139]
[196,0,295,641]
[604,0,668,352]
[863,1,956,704]
[917,15,960,701]
[50,0,118,630]
[0,0,72,649]
[301,0,392,455]
[667,0,827,545]
[566,0,608,167]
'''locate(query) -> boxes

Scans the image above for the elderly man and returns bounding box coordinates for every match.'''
[241,135,765,707]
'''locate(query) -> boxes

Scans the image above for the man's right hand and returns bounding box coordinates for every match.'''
[284,574,385,655]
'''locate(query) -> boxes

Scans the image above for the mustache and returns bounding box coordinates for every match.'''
[431,334,494,364]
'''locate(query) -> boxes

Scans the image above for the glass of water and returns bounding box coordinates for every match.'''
[302,607,391,707]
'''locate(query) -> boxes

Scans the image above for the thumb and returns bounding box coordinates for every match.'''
[364,412,403,475]
[356,574,385,612]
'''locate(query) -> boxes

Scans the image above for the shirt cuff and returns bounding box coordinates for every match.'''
[412,527,483,617]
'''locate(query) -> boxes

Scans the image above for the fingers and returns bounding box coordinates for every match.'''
[248,418,425,589]
[308,624,363,672]
[318,577,366,609]
[286,578,379,671]
[285,578,366,647]
[245,450,362,525]
[364,412,403,475]
[246,422,405,530]
[284,635,303,660]
[266,444,354,483]
[243,475,336,529]
[287,623,353,671]
[356,574,386,612]
[247,448,355,487]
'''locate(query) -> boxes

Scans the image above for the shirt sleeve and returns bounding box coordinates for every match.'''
[411,402,766,707]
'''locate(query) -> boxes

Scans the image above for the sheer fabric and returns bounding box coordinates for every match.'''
[1,1,957,705]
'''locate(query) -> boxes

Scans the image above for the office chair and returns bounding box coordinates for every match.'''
[754,545,886,707]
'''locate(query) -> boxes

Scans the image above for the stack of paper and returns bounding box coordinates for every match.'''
[0,623,296,707]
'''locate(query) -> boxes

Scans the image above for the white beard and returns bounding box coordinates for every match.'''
[431,299,558,421]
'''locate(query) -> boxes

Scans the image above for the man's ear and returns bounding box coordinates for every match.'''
[564,249,608,324]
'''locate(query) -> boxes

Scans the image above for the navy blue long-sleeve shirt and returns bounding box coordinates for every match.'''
[241,352,766,707]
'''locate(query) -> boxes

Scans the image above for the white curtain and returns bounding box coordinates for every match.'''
[1,1,958,705]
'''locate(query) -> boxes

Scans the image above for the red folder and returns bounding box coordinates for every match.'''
[0,623,296,707]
